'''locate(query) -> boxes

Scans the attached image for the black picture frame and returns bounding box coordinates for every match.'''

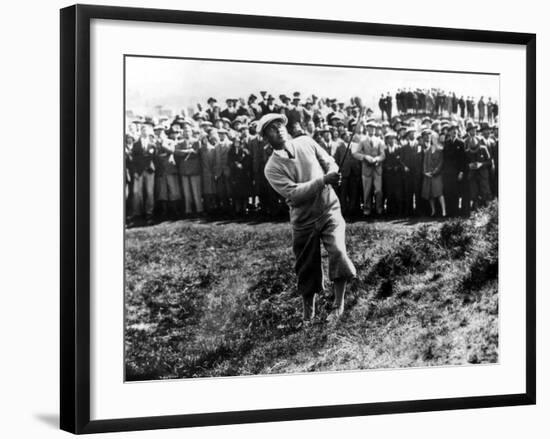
[60,4,536,434]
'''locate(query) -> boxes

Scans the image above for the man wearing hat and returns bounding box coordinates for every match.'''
[382,131,405,216]
[385,93,393,120]
[247,121,269,213]
[174,123,203,217]
[129,123,157,225]
[464,122,492,210]
[220,98,238,122]
[206,97,219,123]
[260,113,356,324]
[316,128,332,156]
[247,93,262,119]
[400,127,423,216]
[477,97,486,123]
[259,94,278,116]
[153,125,182,219]
[479,122,498,199]
[333,133,361,217]
[352,121,385,216]
[287,92,305,129]
[442,123,467,217]
[378,94,387,120]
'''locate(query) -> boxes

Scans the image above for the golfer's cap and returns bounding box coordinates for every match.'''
[257,113,288,135]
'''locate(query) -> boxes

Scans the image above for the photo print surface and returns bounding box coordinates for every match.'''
[124,55,499,381]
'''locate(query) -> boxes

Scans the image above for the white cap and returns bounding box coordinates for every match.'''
[256,113,288,135]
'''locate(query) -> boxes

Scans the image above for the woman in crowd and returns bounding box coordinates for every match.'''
[228,137,252,215]
[421,129,447,217]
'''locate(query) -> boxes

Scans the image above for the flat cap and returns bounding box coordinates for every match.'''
[256,113,288,135]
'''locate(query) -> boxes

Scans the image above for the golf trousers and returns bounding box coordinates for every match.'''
[292,211,357,300]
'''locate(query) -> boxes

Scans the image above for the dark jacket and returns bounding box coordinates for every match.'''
[443,136,467,175]
[131,138,156,174]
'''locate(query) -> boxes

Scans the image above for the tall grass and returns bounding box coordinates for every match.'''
[125,202,499,380]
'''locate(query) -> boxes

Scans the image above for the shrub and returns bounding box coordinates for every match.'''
[438,220,473,257]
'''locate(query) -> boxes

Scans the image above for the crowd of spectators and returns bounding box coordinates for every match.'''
[125,89,498,226]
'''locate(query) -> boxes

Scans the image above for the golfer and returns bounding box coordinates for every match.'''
[260,113,357,323]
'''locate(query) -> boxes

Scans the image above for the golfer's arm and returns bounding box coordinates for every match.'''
[265,168,325,205]
[312,141,339,174]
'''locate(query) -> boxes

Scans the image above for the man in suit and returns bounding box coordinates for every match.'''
[248,121,269,213]
[174,119,204,216]
[129,123,157,225]
[385,93,393,120]
[154,125,181,220]
[205,97,218,123]
[442,123,467,217]
[382,131,405,216]
[333,132,361,217]
[258,93,274,115]
[400,127,423,216]
[287,92,305,129]
[220,98,238,122]
[464,122,492,209]
[479,122,498,199]
[378,94,387,120]
[477,97,486,122]
[352,121,385,216]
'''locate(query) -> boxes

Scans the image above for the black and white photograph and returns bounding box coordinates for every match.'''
[124,56,500,381]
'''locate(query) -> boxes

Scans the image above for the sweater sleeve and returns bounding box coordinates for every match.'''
[312,139,339,174]
[264,163,325,205]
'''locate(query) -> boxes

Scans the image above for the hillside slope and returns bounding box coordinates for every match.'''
[125,203,498,380]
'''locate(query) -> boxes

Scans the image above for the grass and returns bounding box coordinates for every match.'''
[125,202,499,380]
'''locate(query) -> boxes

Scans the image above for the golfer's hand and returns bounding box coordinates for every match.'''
[324,171,342,186]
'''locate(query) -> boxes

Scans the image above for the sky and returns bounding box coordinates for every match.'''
[125,56,500,117]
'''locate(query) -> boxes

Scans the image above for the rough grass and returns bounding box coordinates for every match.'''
[125,202,499,380]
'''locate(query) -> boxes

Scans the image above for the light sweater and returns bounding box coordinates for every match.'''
[264,135,340,230]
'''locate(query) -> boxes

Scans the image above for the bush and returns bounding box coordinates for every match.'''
[438,220,473,257]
